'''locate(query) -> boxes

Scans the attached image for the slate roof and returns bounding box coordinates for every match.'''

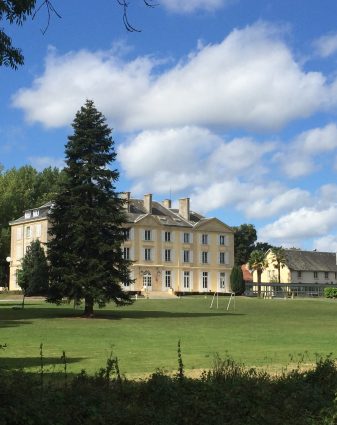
[9,202,53,225]
[284,249,337,272]
[125,199,203,228]
[9,198,232,231]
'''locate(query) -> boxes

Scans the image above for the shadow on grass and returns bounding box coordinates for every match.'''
[0,356,84,371]
[0,307,244,327]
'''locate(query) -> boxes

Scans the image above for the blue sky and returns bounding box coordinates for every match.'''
[1,0,337,251]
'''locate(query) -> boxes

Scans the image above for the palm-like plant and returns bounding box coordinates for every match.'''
[270,247,286,284]
[248,250,267,297]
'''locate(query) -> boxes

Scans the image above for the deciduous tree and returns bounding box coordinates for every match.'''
[233,224,257,265]
[48,100,133,316]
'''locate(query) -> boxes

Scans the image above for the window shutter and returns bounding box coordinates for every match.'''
[130,247,134,261]
[190,251,193,263]
[36,224,42,238]
[225,252,229,265]
[162,230,165,242]
[171,249,175,262]
[16,227,23,241]
[130,228,134,241]
[171,231,175,242]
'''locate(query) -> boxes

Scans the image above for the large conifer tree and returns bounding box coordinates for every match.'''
[48,100,133,316]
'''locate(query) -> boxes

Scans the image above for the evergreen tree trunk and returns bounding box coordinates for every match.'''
[278,265,281,283]
[84,296,94,317]
[22,293,25,309]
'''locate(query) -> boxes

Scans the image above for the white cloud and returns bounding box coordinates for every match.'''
[13,23,336,132]
[28,156,64,171]
[314,235,337,252]
[118,126,274,195]
[259,205,337,243]
[314,33,337,58]
[161,0,230,13]
[279,124,337,178]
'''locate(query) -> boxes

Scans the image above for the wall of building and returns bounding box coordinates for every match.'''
[122,220,234,293]
[9,219,49,290]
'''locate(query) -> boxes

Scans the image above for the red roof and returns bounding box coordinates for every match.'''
[241,264,253,282]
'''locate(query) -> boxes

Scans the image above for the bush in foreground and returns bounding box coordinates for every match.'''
[1,353,337,424]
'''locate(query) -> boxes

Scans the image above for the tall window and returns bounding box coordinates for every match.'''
[219,252,225,264]
[165,249,171,262]
[25,226,31,238]
[124,229,130,240]
[183,250,190,263]
[325,272,329,279]
[219,235,226,245]
[297,271,302,278]
[202,251,208,264]
[219,272,226,289]
[164,231,171,242]
[202,272,208,289]
[123,247,130,260]
[144,230,151,241]
[184,271,190,289]
[165,271,171,288]
[201,234,208,244]
[145,248,151,261]
[314,271,318,279]
[183,233,190,243]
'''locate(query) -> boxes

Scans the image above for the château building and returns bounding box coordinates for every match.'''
[8,193,234,294]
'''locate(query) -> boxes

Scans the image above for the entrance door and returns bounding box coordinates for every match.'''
[143,272,152,291]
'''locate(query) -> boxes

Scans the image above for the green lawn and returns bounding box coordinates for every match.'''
[1,296,337,376]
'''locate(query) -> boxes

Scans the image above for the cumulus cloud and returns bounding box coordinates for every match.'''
[314,32,337,58]
[13,23,336,131]
[118,126,274,195]
[161,0,230,13]
[278,124,337,178]
[259,205,337,243]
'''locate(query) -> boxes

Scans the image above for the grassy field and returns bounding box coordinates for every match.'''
[1,295,337,376]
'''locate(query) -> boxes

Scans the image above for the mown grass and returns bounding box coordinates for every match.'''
[1,295,337,375]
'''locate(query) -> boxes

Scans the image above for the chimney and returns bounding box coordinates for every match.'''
[162,199,172,209]
[120,192,131,212]
[144,194,152,214]
[179,198,190,221]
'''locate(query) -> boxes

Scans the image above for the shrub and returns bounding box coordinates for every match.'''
[324,287,337,298]
[230,265,245,295]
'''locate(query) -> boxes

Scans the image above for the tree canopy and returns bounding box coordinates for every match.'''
[48,100,133,316]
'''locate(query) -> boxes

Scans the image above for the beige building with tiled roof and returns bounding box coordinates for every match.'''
[8,193,234,294]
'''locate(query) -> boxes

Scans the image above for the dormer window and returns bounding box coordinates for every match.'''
[32,210,39,218]
[24,211,31,219]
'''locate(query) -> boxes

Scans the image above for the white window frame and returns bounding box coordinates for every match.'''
[144,248,151,261]
[201,234,208,245]
[183,271,190,289]
[123,247,130,260]
[25,226,31,238]
[183,232,190,243]
[32,209,39,218]
[165,271,171,288]
[219,234,226,245]
[165,249,171,262]
[201,272,208,290]
[219,252,225,264]
[183,250,190,263]
[202,251,208,264]
[219,272,226,291]
[164,231,171,242]
[144,229,151,241]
